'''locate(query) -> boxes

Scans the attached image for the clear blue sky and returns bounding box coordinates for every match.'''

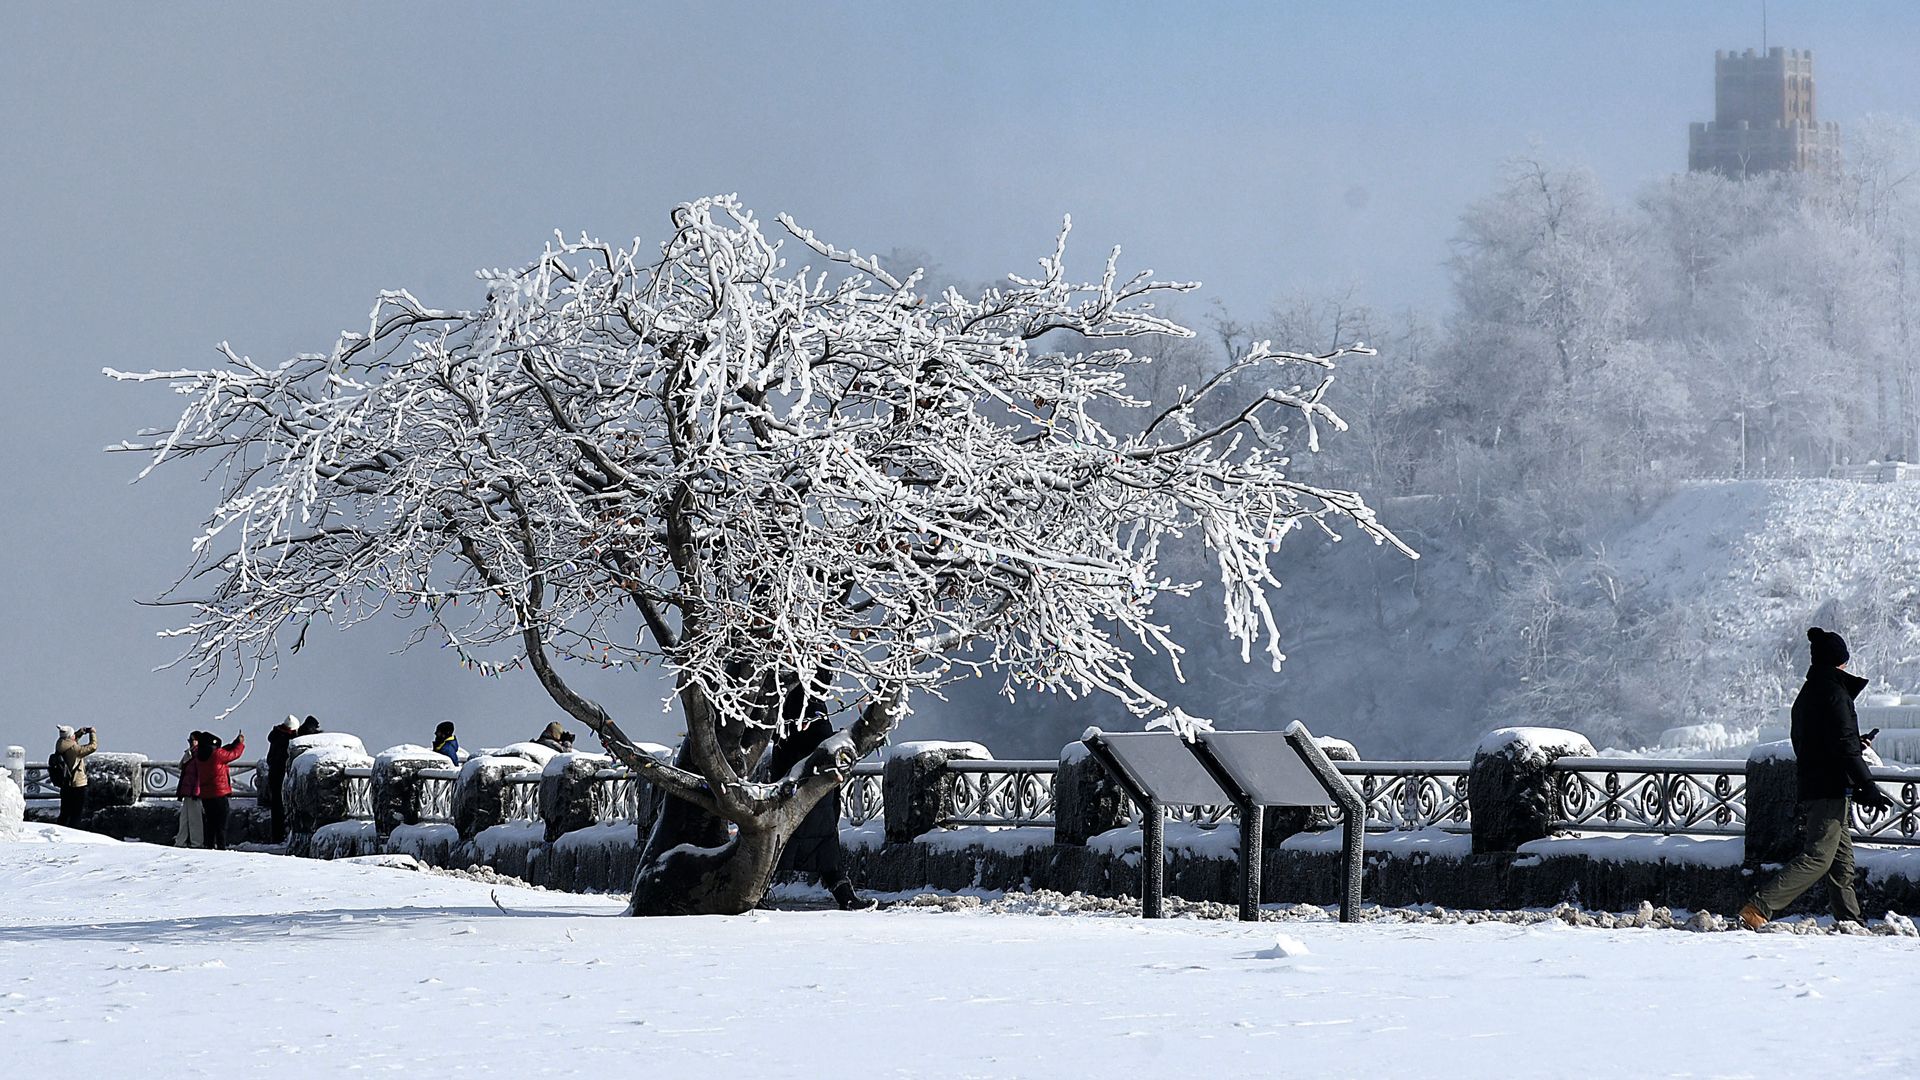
[3,1,1916,754]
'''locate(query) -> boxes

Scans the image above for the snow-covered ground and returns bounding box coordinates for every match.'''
[6,829,1920,1078]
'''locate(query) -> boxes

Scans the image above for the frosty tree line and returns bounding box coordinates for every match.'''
[114,196,1410,914]
[961,118,1920,758]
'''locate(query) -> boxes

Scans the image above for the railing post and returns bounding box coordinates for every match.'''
[86,753,148,808]
[1054,742,1130,845]
[883,741,988,845]
[541,752,611,842]
[453,755,541,840]
[1744,741,1801,867]
[1468,728,1594,855]
[285,736,372,853]
[5,746,22,792]
[372,747,451,840]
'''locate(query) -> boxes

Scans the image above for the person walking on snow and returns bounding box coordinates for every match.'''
[1741,627,1895,930]
[174,731,205,848]
[51,725,100,828]
[195,729,247,851]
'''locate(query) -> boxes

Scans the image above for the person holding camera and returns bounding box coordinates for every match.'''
[1741,628,1895,930]
[193,729,247,850]
[534,721,575,754]
[51,725,100,827]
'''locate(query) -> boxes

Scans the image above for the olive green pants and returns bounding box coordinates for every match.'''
[1750,798,1860,923]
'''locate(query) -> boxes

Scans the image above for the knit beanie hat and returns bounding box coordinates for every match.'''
[1808,626,1850,668]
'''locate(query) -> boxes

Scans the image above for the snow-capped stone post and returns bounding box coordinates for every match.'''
[453,749,549,840]
[5,745,23,793]
[371,746,452,839]
[884,742,989,845]
[1468,728,1594,854]
[1054,741,1131,846]
[1744,740,1802,866]
[85,752,148,808]
[541,752,612,842]
[285,735,372,846]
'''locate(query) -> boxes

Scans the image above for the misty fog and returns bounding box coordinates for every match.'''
[6,2,1920,764]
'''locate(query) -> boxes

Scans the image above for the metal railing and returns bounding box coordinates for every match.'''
[1335,761,1473,833]
[500,772,542,822]
[588,768,646,824]
[842,762,884,827]
[1850,767,1920,845]
[142,760,263,799]
[21,762,266,801]
[943,759,1057,828]
[1550,757,1750,837]
[343,766,374,821]
[417,768,459,825]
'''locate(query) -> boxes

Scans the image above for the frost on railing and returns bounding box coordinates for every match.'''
[417,768,459,824]
[1550,757,1748,837]
[1332,761,1472,833]
[1117,801,1237,828]
[500,774,542,822]
[842,763,883,827]
[943,759,1057,828]
[1849,768,1920,846]
[589,769,645,824]
[344,767,374,821]
[21,765,59,801]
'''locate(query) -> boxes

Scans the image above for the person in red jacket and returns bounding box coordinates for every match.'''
[194,729,246,850]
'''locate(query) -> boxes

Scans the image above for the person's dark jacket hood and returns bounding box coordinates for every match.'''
[1790,664,1876,800]
[266,724,295,772]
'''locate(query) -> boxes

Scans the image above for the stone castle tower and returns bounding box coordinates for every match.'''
[1688,47,1841,176]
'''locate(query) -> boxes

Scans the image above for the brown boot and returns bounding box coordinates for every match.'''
[1738,903,1768,931]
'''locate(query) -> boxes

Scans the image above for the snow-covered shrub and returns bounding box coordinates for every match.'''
[0,770,24,840]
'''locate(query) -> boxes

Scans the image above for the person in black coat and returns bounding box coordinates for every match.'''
[766,701,874,911]
[265,716,298,843]
[1741,627,1895,929]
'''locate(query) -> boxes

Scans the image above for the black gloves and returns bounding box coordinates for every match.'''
[1856,785,1896,813]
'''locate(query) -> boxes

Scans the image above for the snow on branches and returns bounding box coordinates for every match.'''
[111,195,1412,775]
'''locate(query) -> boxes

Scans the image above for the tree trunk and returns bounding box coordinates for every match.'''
[628,815,786,916]
[627,767,842,917]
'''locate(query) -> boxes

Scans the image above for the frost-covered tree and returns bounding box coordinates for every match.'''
[114,196,1412,914]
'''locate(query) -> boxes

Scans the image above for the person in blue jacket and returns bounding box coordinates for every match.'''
[432,722,461,764]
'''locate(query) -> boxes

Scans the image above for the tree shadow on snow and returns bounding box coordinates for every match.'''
[0,904,590,945]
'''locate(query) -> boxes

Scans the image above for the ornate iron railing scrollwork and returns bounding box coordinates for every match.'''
[1849,769,1920,845]
[1329,761,1472,833]
[841,762,884,827]
[343,766,374,821]
[1549,757,1748,836]
[499,773,542,822]
[416,768,459,824]
[942,759,1058,828]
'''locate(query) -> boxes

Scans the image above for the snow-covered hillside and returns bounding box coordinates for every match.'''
[1606,480,1920,753]
[7,829,1920,1077]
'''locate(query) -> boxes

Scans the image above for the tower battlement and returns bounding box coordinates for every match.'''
[1690,46,1838,176]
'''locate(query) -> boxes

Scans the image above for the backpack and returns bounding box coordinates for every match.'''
[47,752,70,790]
